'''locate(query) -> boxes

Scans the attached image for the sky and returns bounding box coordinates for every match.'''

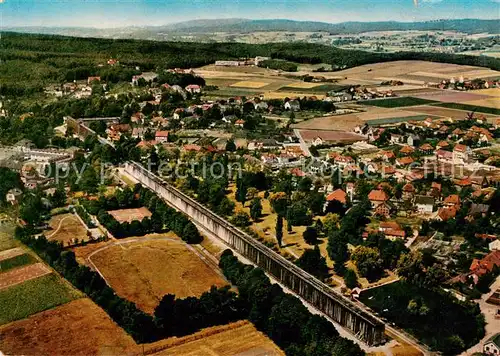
[1,0,499,28]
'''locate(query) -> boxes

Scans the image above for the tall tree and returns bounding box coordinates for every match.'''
[276,215,283,247]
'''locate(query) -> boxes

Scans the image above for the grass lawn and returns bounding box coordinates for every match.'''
[0,274,81,325]
[360,97,437,108]
[360,281,485,354]
[431,102,500,115]
[0,254,36,273]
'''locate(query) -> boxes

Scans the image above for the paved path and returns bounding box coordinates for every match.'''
[294,128,311,157]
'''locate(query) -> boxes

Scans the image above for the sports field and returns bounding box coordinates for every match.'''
[0,273,80,325]
[88,237,227,313]
[108,207,152,223]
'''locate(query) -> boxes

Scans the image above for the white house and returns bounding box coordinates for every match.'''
[489,239,500,251]
[6,188,22,205]
[312,137,324,146]
[414,195,434,214]
[453,144,471,164]
[484,334,500,355]
[284,99,301,111]
[155,131,169,143]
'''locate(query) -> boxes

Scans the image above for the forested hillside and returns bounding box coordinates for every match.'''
[1,32,500,97]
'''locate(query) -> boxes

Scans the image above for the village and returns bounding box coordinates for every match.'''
[1,47,500,356]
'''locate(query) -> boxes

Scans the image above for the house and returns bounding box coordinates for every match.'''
[326,189,347,204]
[385,229,406,240]
[436,141,450,150]
[235,119,245,128]
[374,202,395,218]
[390,134,404,144]
[399,146,414,155]
[414,195,434,214]
[437,206,457,221]
[380,150,395,161]
[131,112,146,124]
[468,203,490,218]
[312,137,324,146]
[436,149,453,161]
[185,84,201,94]
[484,333,500,355]
[407,134,421,147]
[379,221,401,232]
[444,194,461,207]
[453,144,471,163]
[334,155,355,168]
[155,131,169,143]
[489,240,500,252]
[419,143,434,155]
[6,188,22,205]
[470,250,500,281]
[173,108,184,120]
[87,76,101,84]
[132,127,145,139]
[368,189,389,208]
[396,156,414,167]
[284,99,301,111]
[346,183,355,201]
[402,183,415,199]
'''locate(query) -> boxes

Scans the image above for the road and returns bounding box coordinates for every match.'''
[294,128,311,157]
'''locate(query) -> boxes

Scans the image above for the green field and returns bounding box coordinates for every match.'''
[0,254,36,273]
[432,102,500,115]
[0,226,18,252]
[360,281,485,354]
[277,83,345,94]
[0,274,81,325]
[360,97,438,108]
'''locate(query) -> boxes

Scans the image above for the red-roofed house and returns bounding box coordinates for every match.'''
[437,206,457,221]
[419,143,434,155]
[469,250,500,282]
[444,194,461,207]
[400,146,415,155]
[368,189,389,208]
[87,76,101,84]
[185,84,201,93]
[326,189,347,204]
[396,156,414,167]
[155,130,169,143]
[453,144,471,163]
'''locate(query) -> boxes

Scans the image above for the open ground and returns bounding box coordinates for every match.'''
[0,298,137,355]
[44,213,90,246]
[108,206,152,223]
[148,320,284,356]
[82,234,228,313]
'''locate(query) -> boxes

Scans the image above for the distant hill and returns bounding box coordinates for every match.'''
[4,18,500,40]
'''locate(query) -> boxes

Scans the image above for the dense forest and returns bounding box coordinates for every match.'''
[1,32,500,97]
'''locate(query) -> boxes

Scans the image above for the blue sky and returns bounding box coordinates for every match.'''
[1,0,499,28]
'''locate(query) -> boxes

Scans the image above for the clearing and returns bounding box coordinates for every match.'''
[147,320,284,356]
[86,236,228,313]
[0,273,81,325]
[44,213,90,246]
[108,206,152,223]
[0,298,136,355]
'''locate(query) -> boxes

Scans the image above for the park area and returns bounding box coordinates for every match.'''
[359,281,485,354]
[85,235,228,313]
[44,213,90,246]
